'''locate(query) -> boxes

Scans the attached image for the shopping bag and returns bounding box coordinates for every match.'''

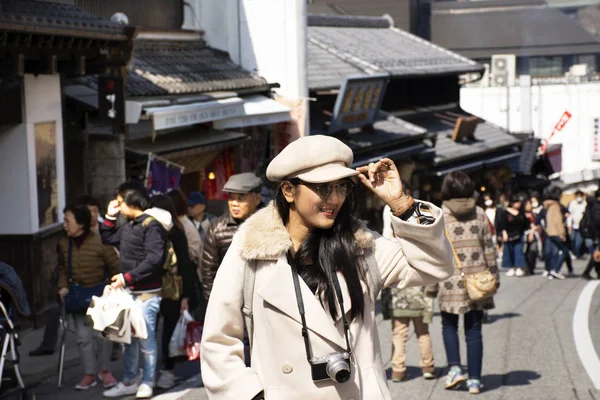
[87,287,133,344]
[169,310,194,358]
[185,321,203,361]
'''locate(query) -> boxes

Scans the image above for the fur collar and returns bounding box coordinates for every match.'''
[237,202,374,261]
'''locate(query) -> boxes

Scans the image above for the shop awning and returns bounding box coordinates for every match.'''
[143,97,246,131]
[212,95,291,129]
[126,129,249,172]
[430,151,522,177]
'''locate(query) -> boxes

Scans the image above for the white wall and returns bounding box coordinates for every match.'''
[197,0,308,109]
[0,74,65,234]
[0,123,32,234]
[461,81,600,185]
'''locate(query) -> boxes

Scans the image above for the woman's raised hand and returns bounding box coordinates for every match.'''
[356,158,414,216]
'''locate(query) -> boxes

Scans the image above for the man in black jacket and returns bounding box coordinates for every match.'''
[582,190,600,280]
[201,173,262,301]
[100,183,172,399]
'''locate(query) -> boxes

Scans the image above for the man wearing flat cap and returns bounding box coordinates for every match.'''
[200,172,263,301]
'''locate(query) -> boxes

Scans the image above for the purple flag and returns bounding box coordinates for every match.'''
[147,159,182,195]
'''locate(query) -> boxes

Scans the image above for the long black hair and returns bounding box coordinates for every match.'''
[150,194,183,231]
[275,180,369,321]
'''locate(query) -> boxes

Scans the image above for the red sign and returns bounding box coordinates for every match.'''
[541,111,572,154]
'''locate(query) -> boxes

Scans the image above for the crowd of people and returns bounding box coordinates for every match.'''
[483,186,600,281]
[27,172,265,399]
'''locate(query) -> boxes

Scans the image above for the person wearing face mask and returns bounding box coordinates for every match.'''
[200,135,454,400]
[568,190,587,259]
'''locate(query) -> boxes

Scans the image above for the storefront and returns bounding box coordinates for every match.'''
[0,1,134,323]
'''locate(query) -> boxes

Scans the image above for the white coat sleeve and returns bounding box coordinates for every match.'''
[372,201,454,289]
[200,236,263,400]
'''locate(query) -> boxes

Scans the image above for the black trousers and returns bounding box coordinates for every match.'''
[583,258,600,278]
[160,299,182,371]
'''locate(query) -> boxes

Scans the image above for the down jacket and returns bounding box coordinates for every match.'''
[57,231,119,289]
[200,213,241,300]
[200,202,454,400]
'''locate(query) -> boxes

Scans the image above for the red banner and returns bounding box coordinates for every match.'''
[541,110,572,154]
[203,149,236,200]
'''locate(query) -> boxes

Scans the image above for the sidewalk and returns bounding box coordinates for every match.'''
[0,317,205,399]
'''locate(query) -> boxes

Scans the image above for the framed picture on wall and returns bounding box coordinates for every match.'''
[35,121,58,229]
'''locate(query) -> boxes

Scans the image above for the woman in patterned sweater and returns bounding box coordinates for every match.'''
[437,172,499,395]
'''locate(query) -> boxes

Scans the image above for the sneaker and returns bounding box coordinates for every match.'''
[103,382,139,398]
[548,275,554,280]
[550,271,566,280]
[445,366,467,389]
[423,372,436,380]
[582,274,593,280]
[391,371,407,382]
[515,268,525,277]
[467,379,482,394]
[542,271,549,277]
[506,268,516,277]
[157,370,176,389]
[136,383,153,399]
[98,370,117,389]
[75,375,98,390]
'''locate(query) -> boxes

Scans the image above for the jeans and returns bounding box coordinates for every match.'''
[123,295,161,386]
[571,229,584,257]
[544,237,565,273]
[441,310,483,380]
[72,313,112,375]
[502,238,526,269]
[586,239,596,257]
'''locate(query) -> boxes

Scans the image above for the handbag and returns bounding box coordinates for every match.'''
[445,229,497,302]
[64,241,108,314]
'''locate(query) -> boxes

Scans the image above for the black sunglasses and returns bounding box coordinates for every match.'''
[300,180,355,199]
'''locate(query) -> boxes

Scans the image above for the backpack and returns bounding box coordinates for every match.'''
[142,217,183,301]
[580,206,596,239]
[241,255,382,349]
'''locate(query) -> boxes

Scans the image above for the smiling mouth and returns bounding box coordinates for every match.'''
[320,207,336,216]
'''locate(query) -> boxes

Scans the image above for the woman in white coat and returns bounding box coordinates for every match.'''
[200,135,454,400]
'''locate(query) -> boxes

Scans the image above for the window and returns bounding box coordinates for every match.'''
[528,56,563,77]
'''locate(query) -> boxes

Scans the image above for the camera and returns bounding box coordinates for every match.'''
[310,352,351,383]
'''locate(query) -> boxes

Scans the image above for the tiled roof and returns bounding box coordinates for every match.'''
[307,14,483,90]
[431,0,600,59]
[127,39,269,97]
[307,0,412,33]
[0,0,127,40]
[396,104,522,166]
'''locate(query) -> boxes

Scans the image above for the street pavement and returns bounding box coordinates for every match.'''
[2,259,599,399]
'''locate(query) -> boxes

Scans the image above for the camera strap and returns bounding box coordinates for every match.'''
[287,253,352,363]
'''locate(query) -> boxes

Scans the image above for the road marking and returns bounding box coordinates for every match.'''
[573,280,600,390]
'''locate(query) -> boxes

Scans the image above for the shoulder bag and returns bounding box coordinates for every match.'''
[445,229,497,302]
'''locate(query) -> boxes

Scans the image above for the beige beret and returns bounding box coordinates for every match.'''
[266,135,360,183]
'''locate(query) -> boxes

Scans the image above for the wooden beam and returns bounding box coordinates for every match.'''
[76,55,86,75]
[45,54,57,74]
[14,54,24,76]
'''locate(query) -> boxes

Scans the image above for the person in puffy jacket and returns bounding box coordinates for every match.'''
[57,204,119,390]
[200,172,263,301]
[100,183,172,399]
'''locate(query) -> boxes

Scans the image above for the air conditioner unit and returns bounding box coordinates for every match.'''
[491,54,516,87]
[570,63,590,77]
